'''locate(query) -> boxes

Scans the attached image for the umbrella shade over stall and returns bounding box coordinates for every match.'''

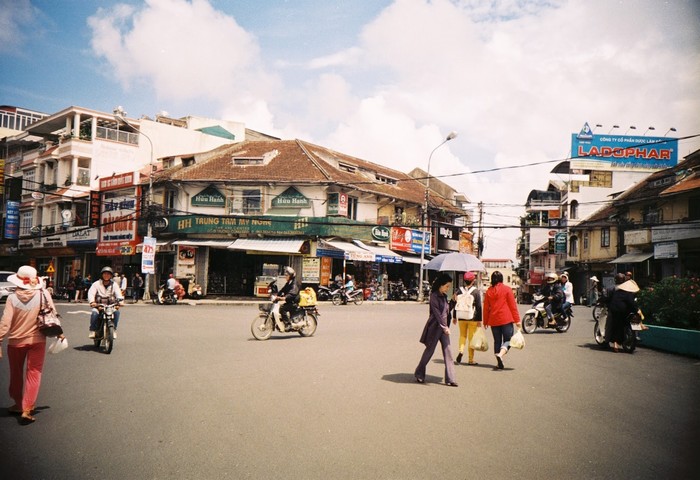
[424,252,486,273]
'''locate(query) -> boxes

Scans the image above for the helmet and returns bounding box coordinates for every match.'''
[545,272,559,284]
[284,266,296,277]
[100,266,114,276]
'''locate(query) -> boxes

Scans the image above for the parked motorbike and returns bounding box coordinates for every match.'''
[332,286,364,305]
[594,309,638,353]
[521,293,572,333]
[93,303,117,354]
[387,280,408,301]
[153,284,178,305]
[251,285,319,340]
[317,282,340,301]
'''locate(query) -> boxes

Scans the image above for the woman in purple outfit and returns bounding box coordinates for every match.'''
[415,273,458,387]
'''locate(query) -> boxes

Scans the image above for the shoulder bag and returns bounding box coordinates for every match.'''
[37,290,64,337]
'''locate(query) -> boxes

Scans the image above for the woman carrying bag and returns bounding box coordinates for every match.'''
[0,266,63,423]
[482,271,521,370]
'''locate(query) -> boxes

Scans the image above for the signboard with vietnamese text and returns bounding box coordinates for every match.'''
[3,200,19,239]
[191,185,225,207]
[571,131,678,171]
[96,187,140,256]
[141,236,156,274]
[326,192,348,216]
[302,257,320,283]
[272,187,310,208]
[390,226,429,255]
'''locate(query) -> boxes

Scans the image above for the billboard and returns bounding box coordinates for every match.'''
[571,125,677,171]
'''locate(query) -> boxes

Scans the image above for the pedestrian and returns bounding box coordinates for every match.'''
[81,274,92,302]
[415,273,458,387]
[482,271,521,370]
[0,265,64,423]
[452,271,482,365]
[588,276,600,307]
[606,273,639,352]
[132,273,144,302]
[73,274,83,302]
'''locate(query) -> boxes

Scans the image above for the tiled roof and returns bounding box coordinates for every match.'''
[154,139,463,212]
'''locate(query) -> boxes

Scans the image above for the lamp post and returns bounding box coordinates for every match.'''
[418,131,457,302]
[113,106,154,301]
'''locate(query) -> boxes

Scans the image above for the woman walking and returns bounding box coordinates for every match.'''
[0,265,61,423]
[483,271,521,370]
[415,273,458,387]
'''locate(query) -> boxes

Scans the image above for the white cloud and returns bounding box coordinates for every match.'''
[0,0,35,54]
[88,0,281,130]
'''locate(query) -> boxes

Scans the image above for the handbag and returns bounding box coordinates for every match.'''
[469,326,489,352]
[37,290,64,337]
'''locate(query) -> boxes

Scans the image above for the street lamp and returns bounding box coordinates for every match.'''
[113,106,154,300]
[418,131,457,302]
[643,126,656,136]
[664,127,677,136]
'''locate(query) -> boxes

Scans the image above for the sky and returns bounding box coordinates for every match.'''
[2,0,700,262]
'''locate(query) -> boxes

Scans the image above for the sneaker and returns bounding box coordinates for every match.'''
[496,354,504,370]
[113,330,117,339]
[88,331,96,339]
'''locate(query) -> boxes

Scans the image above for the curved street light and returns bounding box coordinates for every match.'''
[418,131,458,302]
[113,106,155,300]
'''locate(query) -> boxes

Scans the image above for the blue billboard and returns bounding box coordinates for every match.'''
[571,130,678,171]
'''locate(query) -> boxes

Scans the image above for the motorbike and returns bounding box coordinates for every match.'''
[317,282,340,302]
[251,284,319,340]
[331,286,364,305]
[387,280,408,301]
[594,308,638,353]
[153,284,178,305]
[521,293,572,333]
[93,303,117,354]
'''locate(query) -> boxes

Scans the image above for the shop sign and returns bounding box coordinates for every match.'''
[652,223,700,242]
[141,236,156,274]
[624,229,651,246]
[67,228,98,245]
[3,200,19,239]
[571,131,678,171]
[272,187,309,208]
[437,223,460,252]
[99,172,136,191]
[326,193,348,216]
[302,257,320,283]
[390,226,429,255]
[654,241,678,259]
[555,232,567,254]
[89,190,101,227]
[178,245,196,265]
[191,185,225,207]
[371,226,390,242]
[96,187,139,256]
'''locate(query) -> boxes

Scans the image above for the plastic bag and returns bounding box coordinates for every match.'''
[510,329,525,349]
[469,327,489,352]
[48,337,68,354]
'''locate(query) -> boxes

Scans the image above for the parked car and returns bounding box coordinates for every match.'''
[0,271,17,302]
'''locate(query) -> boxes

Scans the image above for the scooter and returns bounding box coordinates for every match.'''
[251,283,319,340]
[153,284,178,305]
[594,309,639,353]
[521,293,572,333]
[331,286,364,305]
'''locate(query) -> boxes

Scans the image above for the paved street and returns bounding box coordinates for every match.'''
[0,301,698,479]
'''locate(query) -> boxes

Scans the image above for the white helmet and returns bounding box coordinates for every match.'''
[545,272,559,284]
[284,266,296,277]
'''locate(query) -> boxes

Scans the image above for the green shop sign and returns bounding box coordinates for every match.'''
[271,187,309,208]
[167,214,373,240]
[191,185,225,207]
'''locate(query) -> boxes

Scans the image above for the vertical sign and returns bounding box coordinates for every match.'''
[4,200,19,239]
[141,236,156,274]
[89,191,101,227]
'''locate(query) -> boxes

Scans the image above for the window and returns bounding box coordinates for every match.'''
[22,169,35,195]
[243,189,262,214]
[570,200,579,220]
[569,235,578,257]
[601,227,610,248]
[77,158,91,186]
[347,196,358,220]
[690,195,700,220]
[74,202,88,227]
[583,231,589,250]
[20,211,33,235]
[165,190,177,214]
[643,207,662,224]
[232,157,263,165]
[589,170,612,188]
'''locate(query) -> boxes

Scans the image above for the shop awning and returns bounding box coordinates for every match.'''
[353,241,402,263]
[609,252,654,264]
[172,240,234,248]
[394,252,424,265]
[317,239,375,262]
[228,238,304,254]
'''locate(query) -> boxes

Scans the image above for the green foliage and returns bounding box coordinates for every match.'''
[637,276,700,331]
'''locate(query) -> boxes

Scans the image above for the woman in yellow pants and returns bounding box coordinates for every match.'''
[453,272,483,365]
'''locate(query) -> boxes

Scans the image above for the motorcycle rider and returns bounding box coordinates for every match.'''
[278,266,301,328]
[541,272,564,326]
[560,273,574,317]
[343,275,355,304]
[88,266,124,339]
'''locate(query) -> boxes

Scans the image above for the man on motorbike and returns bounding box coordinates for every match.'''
[541,272,564,326]
[88,266,124,338]
[278,266,301,327]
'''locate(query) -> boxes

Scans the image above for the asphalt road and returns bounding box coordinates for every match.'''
[0,300,698,479]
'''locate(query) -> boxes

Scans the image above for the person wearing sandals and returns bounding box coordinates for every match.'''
[452,271,482,365]
[415,273,458,387]
[0,266,63,423]
[482,271,521,370]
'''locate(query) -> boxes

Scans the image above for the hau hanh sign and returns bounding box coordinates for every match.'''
[191,185,225,207]
[272,187,309,208]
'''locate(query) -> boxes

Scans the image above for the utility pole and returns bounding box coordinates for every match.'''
[477,201,484,258]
